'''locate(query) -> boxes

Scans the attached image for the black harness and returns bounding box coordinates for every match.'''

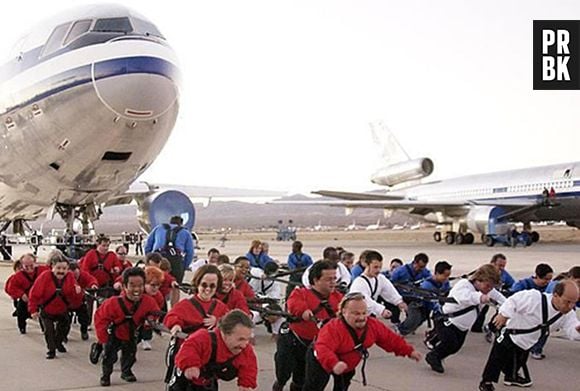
[310,289,336,326]
[41,273,70,310]
[360,275,379,299]
[90,251,109,272]
[22,268,39,293]
[200,331,238,381]
[501,293,563,341]
[110,297,142,340]
[159,224,184,257]
[183,298,218,334]
[341,318,369,386]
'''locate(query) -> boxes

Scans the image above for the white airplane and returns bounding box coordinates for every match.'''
[365,218,382,231]
[0,4,287,246]
[344,219,359,231]
[288,122,580,246]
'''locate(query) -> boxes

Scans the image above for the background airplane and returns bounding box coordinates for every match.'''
[286,122,580,246]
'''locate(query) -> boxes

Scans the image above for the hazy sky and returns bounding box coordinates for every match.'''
[2,1,580,194]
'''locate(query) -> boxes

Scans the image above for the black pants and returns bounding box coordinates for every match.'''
[67,303,90,334]
[169,258,186,284]
[303,345,356,391]
[383,301,401,324]
[16,299,30,331]
[431,319,468,360]
[472,305,490,332]
[41,312,70,353]
[398,302,428,335]
[102,336,137,377]
[481,334,530,383]
[274,330,311,388]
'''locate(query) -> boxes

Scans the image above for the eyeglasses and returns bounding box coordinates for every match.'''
[200,282,217,290]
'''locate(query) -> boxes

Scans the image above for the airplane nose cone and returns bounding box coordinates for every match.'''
[92,57,179,119]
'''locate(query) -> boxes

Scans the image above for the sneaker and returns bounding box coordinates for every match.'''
[530,352,545,360]
[19,328,26,335]
[100,376,111,387]
[46,351,56,360]
[479,381,495,391]
[504,375,533,387]
[120,372,137,382]
[56,344,67,353]
[141,340,152,351]
[81,331,89,341]
[425,352,445,373]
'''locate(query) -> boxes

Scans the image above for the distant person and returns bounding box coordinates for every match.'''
[135,232,144,256]
[350,250,371,280]
[478,280,580,391]
[340,251,355,273]
[145,215,195,305]
[190,248,220,274]
[302,247,351,292]
[116,245,132,271]
[286,241,313,298]
[245,240,271,269]
[233,257,256,300]
[389,253,431,324]
[382,258,403,280]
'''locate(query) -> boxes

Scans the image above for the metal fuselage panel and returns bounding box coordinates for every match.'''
[0,38,180,221]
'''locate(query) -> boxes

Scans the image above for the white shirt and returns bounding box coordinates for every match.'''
[441,279,506,331]
[248,267,282,300]
[301,262,351,288]
[189,258,208,273]
[500,290,580,350]
[349,274,403,316]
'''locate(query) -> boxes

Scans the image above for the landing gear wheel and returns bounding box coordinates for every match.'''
[433,232,442,242]
[531,231,540,243]
[445,232,455,245]
[481,233,487,243]
[485,235,495,247]
[455,233,464,245]
[464,233,475,244]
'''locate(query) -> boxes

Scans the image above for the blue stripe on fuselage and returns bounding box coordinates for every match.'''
[1,56,178,115]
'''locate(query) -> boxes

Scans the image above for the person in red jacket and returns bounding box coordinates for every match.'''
[94,267,160,387]
[304,292,422,390]
[81,236,123,288]
[233,257,255,300]
[67,262,98,341]
[173,309,258,391]
[273,260,344,391]
[115,245,132,271]
[144,252,177,310]
[163,264,229,389]
[5,253,50,334]
[139,266,165,351]
[28,251,83,359]
[216,264,250,315]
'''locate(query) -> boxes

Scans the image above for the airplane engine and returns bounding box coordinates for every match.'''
[371,158,434,186]
[136,190,195,233]
[466,206,510,235]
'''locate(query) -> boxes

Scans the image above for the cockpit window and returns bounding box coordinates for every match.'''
[93,17,133,33]
[63,20,92,46]
[41,23,70,57]
[131,18,164,39]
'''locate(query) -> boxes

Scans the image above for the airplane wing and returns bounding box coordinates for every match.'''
[312,190,405,201]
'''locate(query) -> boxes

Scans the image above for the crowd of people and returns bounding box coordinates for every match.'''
[3,216,580,391]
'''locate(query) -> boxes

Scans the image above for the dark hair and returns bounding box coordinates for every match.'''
[434,261,452,275]
[217,254,230,265]
[490,253,506,264]
[218,309,253,334]
[192,264,222,293]
[322,247,339,262]
[122,267,146,285]
[48,250,69,267]
[292,241,303,251]
[207,248,220,256]
[535,263,554,279]
[96,236,110,245]
[263,261,279,276]
[170,215,183,225]
[364,250,383,264]
[68,262,79,271]
[309,260,338,285]
[234,256,250,265]
[355,250,371,268]
[413,252,429,264]
[390,258,403,267]
[145,252,163,264]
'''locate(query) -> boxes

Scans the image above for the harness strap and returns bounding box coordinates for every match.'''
[505,294,563,336]
[41,273,69,309]
[361,275,378,298]
[341,318,369,386]
[115,297,142,338]
[183,298,217,333]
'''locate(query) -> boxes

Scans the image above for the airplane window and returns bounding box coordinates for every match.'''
[131,18,164,39]
[64,20,92,45]
[93,17,133,33]
[41,23,71,57]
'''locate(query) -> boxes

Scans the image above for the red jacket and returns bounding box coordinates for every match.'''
[215,289,250,315]
[314,317,415,373]
[160,271,175,297]
[234,278,255,300]
[164,296,228,333]
[287,287,343,341]
[94,293,160,343]
[5,265,50,300]
[81,249,122,287]
[148,290,166,309]
[175,328,258,389]
[28,271,82,316]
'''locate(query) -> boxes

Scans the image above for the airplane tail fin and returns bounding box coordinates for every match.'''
[369,121,410,166]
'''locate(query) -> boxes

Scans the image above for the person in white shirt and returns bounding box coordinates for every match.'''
[248,262,284,337]
[425,264,506,374]
[478,280,580,391]
[189,248,220,273]
[302,247,351,292]
[348,250,407,320]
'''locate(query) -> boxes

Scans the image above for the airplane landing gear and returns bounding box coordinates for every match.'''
[433,232,442,242]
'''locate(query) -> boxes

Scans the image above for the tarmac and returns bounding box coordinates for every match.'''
[0,232,578,391]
